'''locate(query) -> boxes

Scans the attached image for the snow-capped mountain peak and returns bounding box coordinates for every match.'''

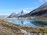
[20,10,30,14]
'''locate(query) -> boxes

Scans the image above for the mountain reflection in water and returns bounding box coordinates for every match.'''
[5,20,47,27]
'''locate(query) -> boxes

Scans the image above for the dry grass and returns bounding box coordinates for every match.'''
[0,20,47,35]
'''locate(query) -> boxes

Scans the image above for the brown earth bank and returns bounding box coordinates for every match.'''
[0,20,47,35]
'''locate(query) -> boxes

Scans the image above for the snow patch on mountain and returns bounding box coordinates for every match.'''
[22,10,30,14]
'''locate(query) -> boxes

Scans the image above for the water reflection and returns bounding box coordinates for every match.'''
[21,20,23,24]
[6,20,47,27]
[31,21,47,26]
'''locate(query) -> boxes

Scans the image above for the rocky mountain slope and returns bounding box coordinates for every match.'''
[23,2,47,17]
[8,10,30,18]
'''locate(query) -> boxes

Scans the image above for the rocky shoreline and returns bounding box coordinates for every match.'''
[0,20,47,35]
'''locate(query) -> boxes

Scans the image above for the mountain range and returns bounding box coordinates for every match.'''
[25,2,47,17]
[8,2,47,18]
[8,10,30,18]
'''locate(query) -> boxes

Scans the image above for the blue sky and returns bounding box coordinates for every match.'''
[0,0,47,15]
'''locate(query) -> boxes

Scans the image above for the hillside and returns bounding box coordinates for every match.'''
[23,2,47,17]
[0,20,47,35]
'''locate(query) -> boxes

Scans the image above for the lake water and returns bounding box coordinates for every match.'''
[5,20,47,27]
